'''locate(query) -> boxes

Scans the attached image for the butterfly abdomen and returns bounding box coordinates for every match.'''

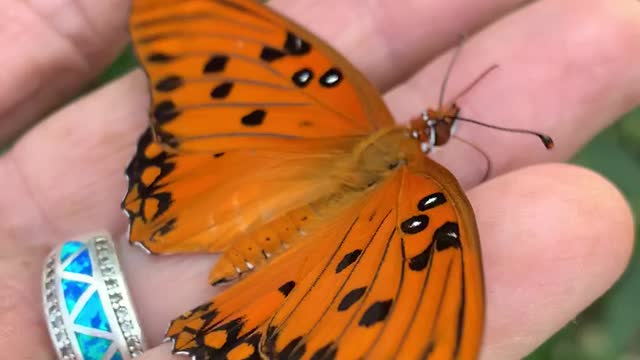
[208,204,319,285]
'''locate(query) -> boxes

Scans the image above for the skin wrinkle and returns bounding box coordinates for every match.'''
[27,0,94,70]
[0,151,62,240]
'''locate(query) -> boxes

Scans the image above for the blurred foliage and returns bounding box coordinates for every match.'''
[101,49,639,359]
[97,45,138,85]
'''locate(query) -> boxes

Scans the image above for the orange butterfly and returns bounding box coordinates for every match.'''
[123,0,549,359]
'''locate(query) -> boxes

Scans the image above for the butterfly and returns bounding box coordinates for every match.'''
[122,0,550,359]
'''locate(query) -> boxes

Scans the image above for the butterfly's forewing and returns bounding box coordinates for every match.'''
[129,0,394,152]
[124,0,395,259]
[166,163,483,359]
[124,129,358,256]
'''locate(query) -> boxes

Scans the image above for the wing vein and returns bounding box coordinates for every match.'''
[161,75,297,91]
[136,31,281,48]
[331,224,397,347]
[285,210,394,356]
[264,215,362,342]
[132,12,275,33]
[393,243,437,358]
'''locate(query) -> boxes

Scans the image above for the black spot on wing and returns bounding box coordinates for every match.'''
[284,32,311,55]
[260,46,286,62]
[266,325,277,343]
[213,152,225,158]
[203,55,229,73]
[175,314,264,360]
[434,222,460,251]
[169,301,217,329]
[409,242,433,271]
[292,68,313,87]
[310,343,337,360]
[154,129,178,148]
[278,281,296,297]
[359,300,393,327]
[150,218,177,241]
[421,342,435,359]
[241,110,266,126]
[125,129,176,195]
[418,192,447,211]
[319,68,343,88]
[338,287,367,311]
[210,82,234,99]
[279,336,305,360]
[155,76,183,92]
[147,52,175,63]
[153,100,180,124]
[335,249,362,273]
[400,215,430,234]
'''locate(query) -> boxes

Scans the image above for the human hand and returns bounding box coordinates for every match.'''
[0,0,638,359]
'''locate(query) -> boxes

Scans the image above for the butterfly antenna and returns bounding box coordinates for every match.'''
[452,135,492,182]
[450,64,499,104]
[439,35,467,109]
[454,115,555,149]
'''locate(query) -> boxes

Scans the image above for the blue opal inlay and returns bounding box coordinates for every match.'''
[64,248,93,276]
[111,351,123,360]
[60,241,84,263]
[75,291,111,332]
[75,333,112,360]
[61,279,90,313]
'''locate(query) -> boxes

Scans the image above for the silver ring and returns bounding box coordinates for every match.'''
[42,233,147,360]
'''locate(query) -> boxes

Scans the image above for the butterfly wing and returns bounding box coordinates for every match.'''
[166,162,484,359]
[124,0,395,259]
[165,200,366,359]
[129,0,394,151]
[262,164,483,359]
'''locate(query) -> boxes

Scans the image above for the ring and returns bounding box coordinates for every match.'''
[42,233,146,360]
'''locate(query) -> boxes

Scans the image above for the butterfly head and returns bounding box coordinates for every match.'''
[409,103,460,153]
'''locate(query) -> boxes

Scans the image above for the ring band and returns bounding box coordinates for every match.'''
[42,233,146,360]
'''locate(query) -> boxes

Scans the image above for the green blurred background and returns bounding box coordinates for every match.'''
[100,47,639,359]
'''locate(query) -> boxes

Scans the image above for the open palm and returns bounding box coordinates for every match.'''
[0,0,638,359]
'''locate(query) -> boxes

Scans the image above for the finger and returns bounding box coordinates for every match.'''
[269,0,533,90]
[115,163,633,354]
[385,0,640,187]
[476,164,633,359]
[0,0,129,144]
[0,71,149,244]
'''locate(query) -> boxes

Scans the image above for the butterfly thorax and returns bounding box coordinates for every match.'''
[340,127,415,186]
